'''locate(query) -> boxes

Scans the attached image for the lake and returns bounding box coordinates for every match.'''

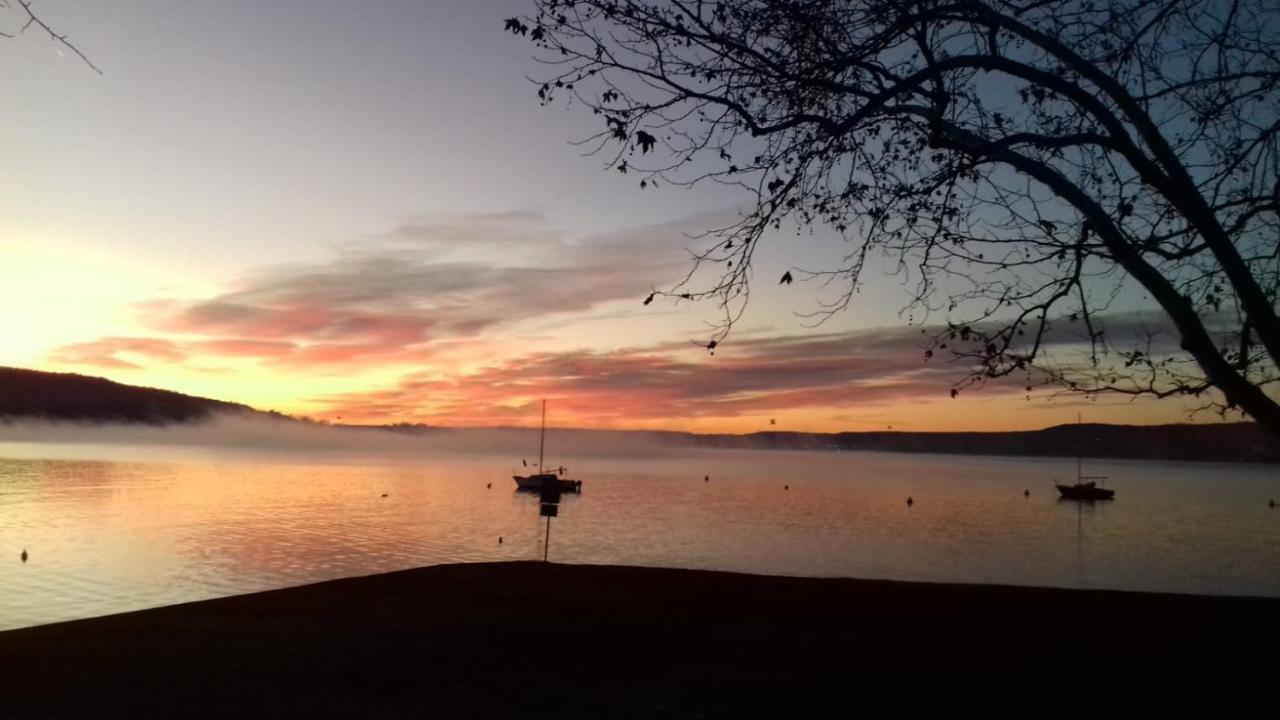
[2,440,1278,630]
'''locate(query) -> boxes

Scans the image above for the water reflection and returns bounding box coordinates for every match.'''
[1062,498,1094,586]
[1,445,1278,630]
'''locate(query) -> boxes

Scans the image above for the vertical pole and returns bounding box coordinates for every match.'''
[544,514,551,563]
[538,399,546,474]
[1075,500,1084,583]
[1077,413,1082,482]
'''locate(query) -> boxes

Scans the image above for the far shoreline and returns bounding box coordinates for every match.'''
[3,414,1276,465]
[4,366,1275,463]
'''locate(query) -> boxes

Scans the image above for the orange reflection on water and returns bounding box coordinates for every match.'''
[2,444,1278,631]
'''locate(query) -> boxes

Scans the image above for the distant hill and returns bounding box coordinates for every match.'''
[0,367,252,424]
[354,422,1278,464]
[2,366,1273,462]
[684,423,1278,464]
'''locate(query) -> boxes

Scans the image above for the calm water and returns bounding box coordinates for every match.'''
[1,441,1278,630]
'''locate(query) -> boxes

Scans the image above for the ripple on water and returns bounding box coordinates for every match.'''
[2,448,1278,630]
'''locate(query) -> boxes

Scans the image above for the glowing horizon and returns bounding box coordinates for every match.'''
[0,2,1230,434]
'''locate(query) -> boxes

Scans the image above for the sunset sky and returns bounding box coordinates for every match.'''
[0,1,1212,432]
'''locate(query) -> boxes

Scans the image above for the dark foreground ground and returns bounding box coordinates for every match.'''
[1,562,1276,718]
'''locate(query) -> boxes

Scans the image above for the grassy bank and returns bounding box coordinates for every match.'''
[1,562,1275,718]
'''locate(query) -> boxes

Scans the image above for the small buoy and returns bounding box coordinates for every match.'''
[498,536,503,544]
[784,485,789,491]
[704,475,709,482]
[1024,489,1030,498]
[486,482,492,489]
[20,549,27,563]
[906,496,914,507]
[381,493,389,498]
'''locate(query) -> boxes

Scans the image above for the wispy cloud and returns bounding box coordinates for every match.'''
[44,208,1187,429]
[50,211,728,371]
[311,311,1189,427]
[50,337,189,369]
[313,326,991,426]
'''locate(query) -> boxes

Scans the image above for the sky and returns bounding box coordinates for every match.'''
[0,0,1218,433]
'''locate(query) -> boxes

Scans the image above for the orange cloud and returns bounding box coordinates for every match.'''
[312,327,1001,427]
[40,210,1197,432]
[48,212,719,373]
[50,337,188,369]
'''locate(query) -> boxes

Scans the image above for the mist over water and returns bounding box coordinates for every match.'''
[0,413,691,461]
[2,424,1278,631]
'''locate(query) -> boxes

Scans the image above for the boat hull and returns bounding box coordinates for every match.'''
[1056,482,1115,501]
[513,474,582,493]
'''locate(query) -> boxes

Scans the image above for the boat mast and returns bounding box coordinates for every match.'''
[1076,412,1109,483]
[538,399,546,474]
[1077,413,1082,483]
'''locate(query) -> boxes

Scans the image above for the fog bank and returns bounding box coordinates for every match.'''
[0,412,707,463]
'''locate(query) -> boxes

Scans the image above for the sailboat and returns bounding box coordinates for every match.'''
[513,400,582,493]
[1055,415,1114,501]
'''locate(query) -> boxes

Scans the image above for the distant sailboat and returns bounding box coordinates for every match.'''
[1056,415,1114,501]
[513,400,581,493]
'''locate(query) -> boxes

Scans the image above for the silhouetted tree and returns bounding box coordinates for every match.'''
[1,0,99,73]
[507,0,1280,437]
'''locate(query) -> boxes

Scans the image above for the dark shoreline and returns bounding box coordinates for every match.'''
[361,421,1280,464]
[6,365,1276,463]
[1,562,1276,718]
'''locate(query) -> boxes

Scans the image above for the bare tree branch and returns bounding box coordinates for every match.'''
[3,0,100,73]
[506,0,1280,437]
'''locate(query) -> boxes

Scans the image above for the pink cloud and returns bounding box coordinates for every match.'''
[314,327,1018,425]
[50,337,189,367]
[50,211,720,373]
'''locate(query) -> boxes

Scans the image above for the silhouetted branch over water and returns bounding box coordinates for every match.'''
[508,0,1280,437]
